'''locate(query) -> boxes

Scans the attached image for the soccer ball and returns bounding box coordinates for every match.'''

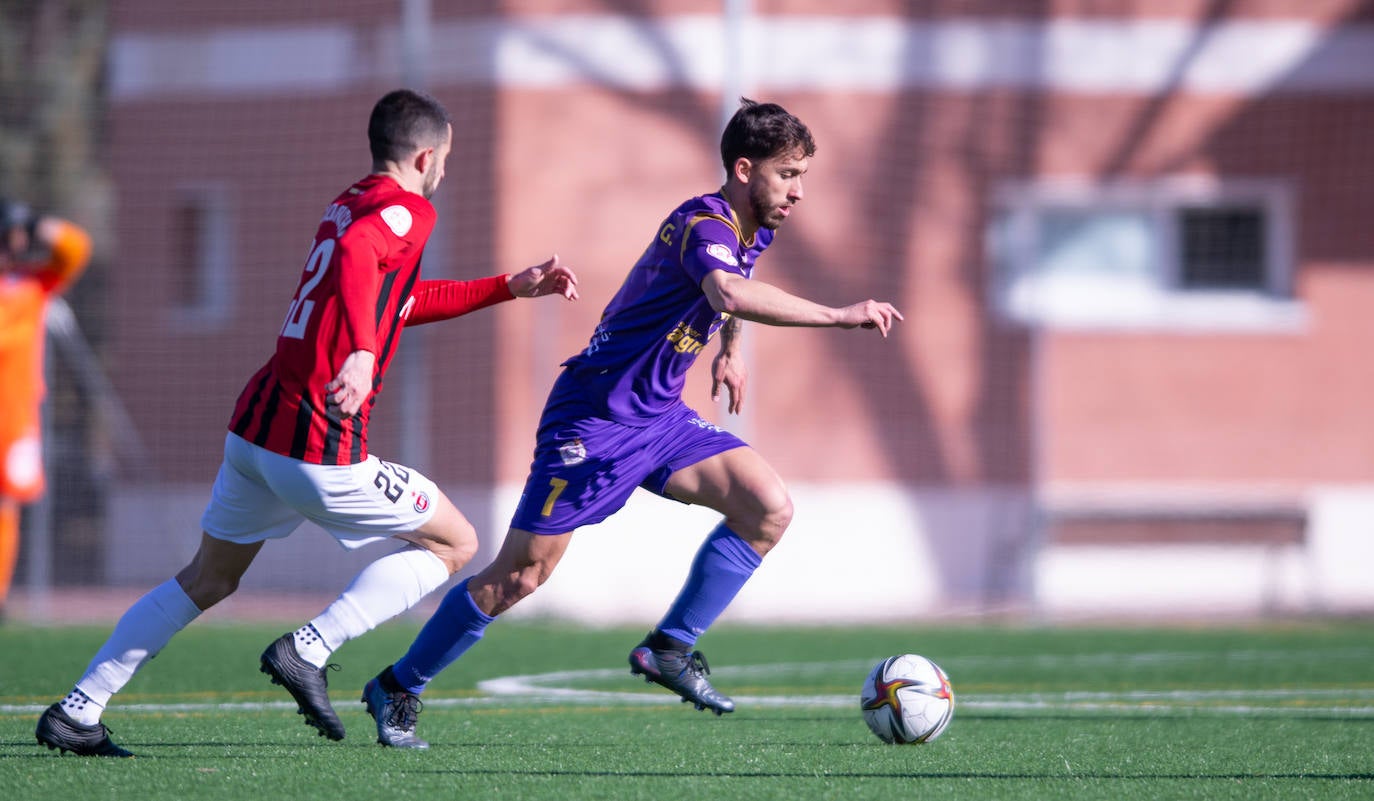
[860,654,954,744]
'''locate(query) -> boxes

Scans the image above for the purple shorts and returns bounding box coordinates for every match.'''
[508,392,746,535]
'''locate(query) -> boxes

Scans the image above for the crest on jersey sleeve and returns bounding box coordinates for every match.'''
[380,205,413,237]
[706,243,739,267]
[559,438,587,466]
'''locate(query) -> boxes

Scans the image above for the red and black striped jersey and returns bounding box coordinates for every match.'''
[227,173,514,465]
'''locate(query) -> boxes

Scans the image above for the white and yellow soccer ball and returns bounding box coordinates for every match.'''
[860,654,955,744]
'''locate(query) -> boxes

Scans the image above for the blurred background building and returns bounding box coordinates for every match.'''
[7,0,1374,621]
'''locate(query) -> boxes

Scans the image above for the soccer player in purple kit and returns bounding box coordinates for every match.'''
[360,99,903,748]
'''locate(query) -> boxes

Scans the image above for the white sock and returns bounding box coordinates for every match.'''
[60,688,103,727]
[291,623,331,667]
[302,546,449,668]
[73,578,203,711]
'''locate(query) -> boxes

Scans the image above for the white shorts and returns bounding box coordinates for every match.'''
[201,432,440,551]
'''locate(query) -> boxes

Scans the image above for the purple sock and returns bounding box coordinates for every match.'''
[391,578,495,695]
[656,523,762,646]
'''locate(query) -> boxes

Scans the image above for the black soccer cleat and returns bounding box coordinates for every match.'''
[361,668,429,749]
[628,632,735,715]
[35,703,134,757]
[260,633,345,741]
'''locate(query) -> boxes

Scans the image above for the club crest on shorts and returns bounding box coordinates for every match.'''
[559,438,587,466]
[411,490,430,513]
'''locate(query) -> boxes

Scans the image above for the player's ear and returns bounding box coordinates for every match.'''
[414,146,435,176]
[731,157,753,185]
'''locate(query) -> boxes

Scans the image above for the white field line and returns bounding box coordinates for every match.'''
[472,645,1374,689]
[7,691,1374,717]
[6,649,1373,717]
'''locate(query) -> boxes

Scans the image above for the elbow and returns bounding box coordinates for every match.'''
[711,285,746,316]
[48,219,93,273]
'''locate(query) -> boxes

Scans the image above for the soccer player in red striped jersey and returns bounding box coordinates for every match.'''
[36,89,578,757]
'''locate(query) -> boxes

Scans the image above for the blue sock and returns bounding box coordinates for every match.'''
[656,523,762,646]
[390,578,495,695]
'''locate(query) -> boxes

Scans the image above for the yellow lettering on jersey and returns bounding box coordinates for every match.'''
[659,222,676,245]
[666,322,706,355]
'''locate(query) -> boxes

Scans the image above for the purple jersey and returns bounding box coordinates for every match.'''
[559,192,774,423]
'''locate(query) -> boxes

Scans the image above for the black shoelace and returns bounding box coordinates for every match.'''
[317,662,340,687]
[386,692,423,731]
[686,650,711,677]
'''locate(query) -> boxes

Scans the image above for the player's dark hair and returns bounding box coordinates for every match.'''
[0,197,37,258]
[368,89,452,166]
[720,98,816,174]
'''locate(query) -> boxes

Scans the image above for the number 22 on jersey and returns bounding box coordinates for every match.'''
[281,238,336,339]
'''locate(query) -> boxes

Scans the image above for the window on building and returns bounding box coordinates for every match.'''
[1178,206,1265,290]
[168,184,233,328]
[989,179,1302,331]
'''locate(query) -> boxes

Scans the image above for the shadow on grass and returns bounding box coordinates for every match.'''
[409,767,1374,781]
[4,740,358,758]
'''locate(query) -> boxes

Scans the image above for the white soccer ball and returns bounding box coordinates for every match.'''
[860,654,954,744]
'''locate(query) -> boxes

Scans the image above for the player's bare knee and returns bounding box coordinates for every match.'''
[175,569,238,609]
[482,574,536,616]
[511,569,544,601]
[428,548,471,576]
[408,517,478,574]
[436,522,479,573]
[743,491,792,556]
[770,492,795,532]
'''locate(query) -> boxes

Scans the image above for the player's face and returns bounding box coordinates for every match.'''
[0,226,27,270]
[420,124,453,199]
[747,146,809,231]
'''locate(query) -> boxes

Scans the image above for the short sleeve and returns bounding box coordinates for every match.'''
[680,215,745,286]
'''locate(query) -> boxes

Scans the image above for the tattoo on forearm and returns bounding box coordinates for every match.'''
[719,316,742,352]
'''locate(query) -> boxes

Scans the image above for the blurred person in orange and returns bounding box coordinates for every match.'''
[0,198,92,619]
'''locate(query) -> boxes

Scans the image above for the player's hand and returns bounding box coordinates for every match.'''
[711,350,748,414]
[324,349,376,418]
[841,300,904,337]
[508,254,579,301]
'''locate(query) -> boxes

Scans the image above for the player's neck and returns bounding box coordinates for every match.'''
[372,165,424,197]
[719,184,760,244]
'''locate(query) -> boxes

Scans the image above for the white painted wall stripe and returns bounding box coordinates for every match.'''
[109,17,1374,100]
[111,25,360,97]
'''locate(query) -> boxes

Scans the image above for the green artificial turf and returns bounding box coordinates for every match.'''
[2,619,1371,801]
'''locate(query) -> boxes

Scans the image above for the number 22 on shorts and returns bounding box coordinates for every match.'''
[541,477,568,517]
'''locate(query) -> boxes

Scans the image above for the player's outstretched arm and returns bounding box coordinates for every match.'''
[404,254,576,327]
[507,254,579,301]
[701,270,903,337]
